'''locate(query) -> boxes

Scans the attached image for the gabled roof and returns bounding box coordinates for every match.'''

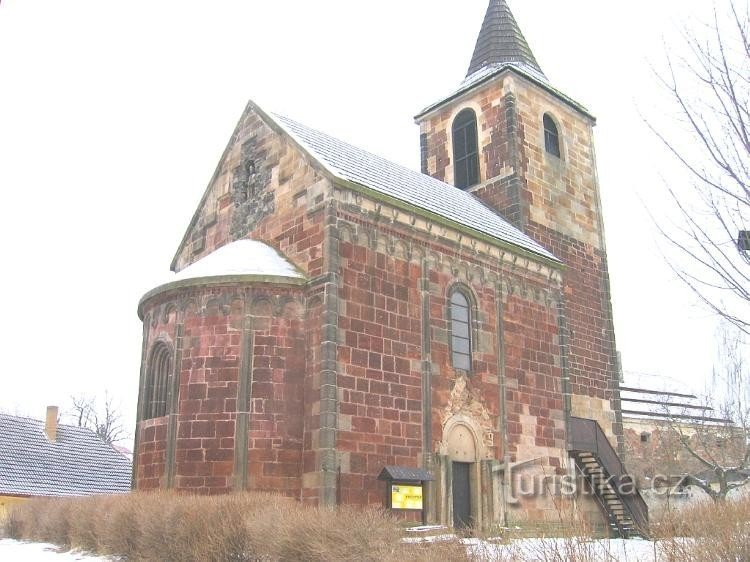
[467,0,545,78]
[270,112,558,263]
[171,101,559,269]
[0,413,131,497]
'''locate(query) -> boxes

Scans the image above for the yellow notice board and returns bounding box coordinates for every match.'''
[391,484,423,510]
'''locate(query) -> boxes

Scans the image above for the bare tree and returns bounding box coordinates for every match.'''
[664,323,750,501]
[648,0,750,333]
[68,392,127,445]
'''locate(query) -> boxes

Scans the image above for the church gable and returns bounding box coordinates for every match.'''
[171,102,332,274]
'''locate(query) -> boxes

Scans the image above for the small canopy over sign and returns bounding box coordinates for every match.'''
[378,466,433,482]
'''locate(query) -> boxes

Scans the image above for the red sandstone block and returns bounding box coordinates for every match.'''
[204,477,228,488]
[370,381,388,395]
[382,409,399,421]
[190,421,214,438]
[365,368,384,381]
[277,449,301,463]
[352,417,376,433]
[264,463,299,477]
[250,449,275,463]
[212,461,234,477]
[351,349,368,368]
[188,384,208,400]
[143,426,156,442]
[339,374,356,390]
[350,453,367,473]
[205,448,233,462]
[384,435,406,447]
[181,399,202,415]
[368,353,382,370]
[176,462,198,476]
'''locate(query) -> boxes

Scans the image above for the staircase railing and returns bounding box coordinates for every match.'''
[569,416,649,536]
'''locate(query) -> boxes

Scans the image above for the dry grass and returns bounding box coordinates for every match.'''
[2,491,415,561]
[4,492,750,561]
[651,496,750,561]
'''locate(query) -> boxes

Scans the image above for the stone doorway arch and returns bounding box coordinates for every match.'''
[446,422,478,528]
[438,416,490,529]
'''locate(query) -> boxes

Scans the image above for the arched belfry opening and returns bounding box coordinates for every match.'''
[451,109,480,190]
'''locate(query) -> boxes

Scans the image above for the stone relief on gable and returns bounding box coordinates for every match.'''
[230,137,275,240]
[441,373,495,454]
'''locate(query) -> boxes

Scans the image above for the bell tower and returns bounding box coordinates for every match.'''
[416,0,623,446]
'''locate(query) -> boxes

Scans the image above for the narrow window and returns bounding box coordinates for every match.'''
[145,342,173,419]
[452,109,480,189]
[543,114,561,158]
[450,290,472,371]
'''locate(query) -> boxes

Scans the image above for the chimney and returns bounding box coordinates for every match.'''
[45,406,59,442]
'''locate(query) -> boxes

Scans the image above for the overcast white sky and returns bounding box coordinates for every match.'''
[0,0,729,440]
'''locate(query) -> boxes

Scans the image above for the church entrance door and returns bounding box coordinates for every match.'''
[452,461,471,528]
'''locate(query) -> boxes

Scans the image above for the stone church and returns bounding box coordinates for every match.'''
[134,0,648,535]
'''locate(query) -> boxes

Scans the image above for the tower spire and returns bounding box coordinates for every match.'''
[467,0,545,78]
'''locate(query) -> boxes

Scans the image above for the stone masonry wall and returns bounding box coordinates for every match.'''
[173,291,243,494]
[172,105,330,279]
[336,217,424,507]
[244,295,306,497]
[135,283,306,496]
[512,76,618,410]
[136,306,179,489]
[333,191,571,523]
[417,72,620,443]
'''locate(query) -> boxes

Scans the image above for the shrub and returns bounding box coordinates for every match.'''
[6,491,747,561]
[653,496,750,561]
[2,491,408,561]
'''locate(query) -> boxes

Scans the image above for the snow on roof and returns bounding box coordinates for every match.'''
[173,240,304,281]
[271,113,558,263]
[0,413,131,497]
[415,62,593,121]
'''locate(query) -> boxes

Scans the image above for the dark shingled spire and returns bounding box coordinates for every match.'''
[467,0,545,78]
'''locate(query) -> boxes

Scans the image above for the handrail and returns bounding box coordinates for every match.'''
[569,417,649,536]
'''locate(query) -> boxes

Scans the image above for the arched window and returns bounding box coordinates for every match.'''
[543,114,561,158]
[452,109,480,189]
[449,289,472,371]
[144,342,173,419]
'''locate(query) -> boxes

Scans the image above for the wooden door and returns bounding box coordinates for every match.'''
[452,461,471,528]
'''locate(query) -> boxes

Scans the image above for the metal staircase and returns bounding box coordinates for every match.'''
[569,417,649,539]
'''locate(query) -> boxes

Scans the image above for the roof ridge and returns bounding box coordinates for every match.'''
[0,411,105,434]
[273,113,456,188]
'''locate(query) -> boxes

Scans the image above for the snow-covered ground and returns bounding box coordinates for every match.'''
[467,537,660,561]
[0,539,111,561]
[1,536,665,561]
